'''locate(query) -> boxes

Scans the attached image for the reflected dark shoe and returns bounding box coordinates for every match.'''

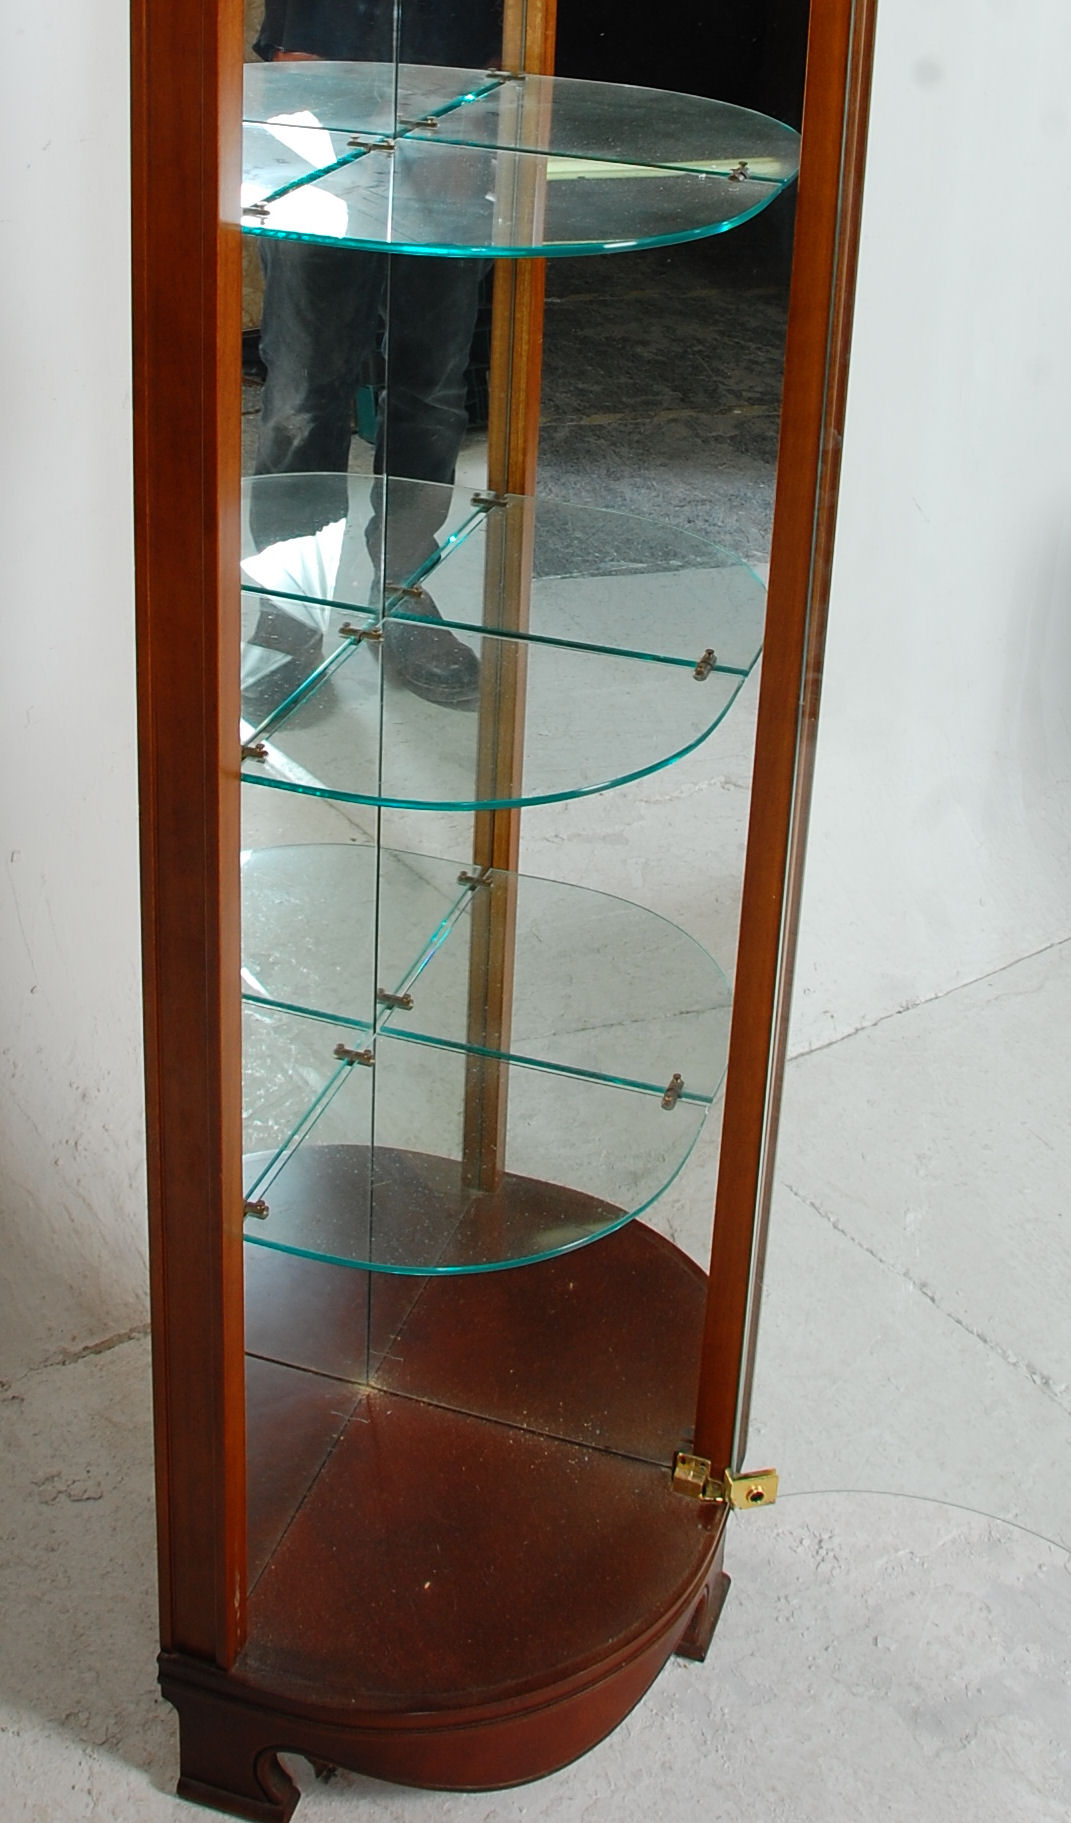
[382,598,480,711]
[241,610,326,729]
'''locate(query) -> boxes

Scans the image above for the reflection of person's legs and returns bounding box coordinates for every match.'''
[364,255,485,586]
[245,242,485,717]
[242,239,383,722]
[378,257,484,482]
[257,239,383,480]
[254,246,484,575]
[370,256,486,707]
[376,256,485,567]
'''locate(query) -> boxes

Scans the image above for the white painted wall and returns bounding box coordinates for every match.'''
[790,0,1071,1053]
[0,0,147,1379]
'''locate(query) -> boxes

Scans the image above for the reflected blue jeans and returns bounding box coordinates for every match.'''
[253,238,486,579]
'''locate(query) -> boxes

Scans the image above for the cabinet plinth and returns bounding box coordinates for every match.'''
[162,1217,730,1811]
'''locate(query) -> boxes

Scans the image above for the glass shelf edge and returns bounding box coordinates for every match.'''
[251,145,366,212]
[241,1111,709,1278]
[240,1205,637,1278]
[412,143,795,186]
[240,993,719,1108]
[241,632,361,743]
[240,668,749,812]
[243,1053,353,1200]
[237,590,755,689]
[239,193,783,261]
[378,1022,718,1107]
[371,610,755,676]
[382,880,478,1006]
[241,991,374,1038]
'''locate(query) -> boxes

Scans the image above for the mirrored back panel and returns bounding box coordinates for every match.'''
[237,0,804,1446]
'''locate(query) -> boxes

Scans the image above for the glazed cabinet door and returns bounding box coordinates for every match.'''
[133,0,873,1810]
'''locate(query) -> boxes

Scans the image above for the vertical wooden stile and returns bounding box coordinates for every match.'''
[462,0,558,1189]
[131,0,247,1663]
[694,0,879,1474]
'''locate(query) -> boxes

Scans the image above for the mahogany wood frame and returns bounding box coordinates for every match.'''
[132,0,877,1705]
[694,0,878,1472]
[132,0,246,1661]
[463,0,557,1189]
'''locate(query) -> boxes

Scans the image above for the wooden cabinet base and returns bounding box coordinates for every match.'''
[163,1529,727,1815]
[160,1213,732,1815]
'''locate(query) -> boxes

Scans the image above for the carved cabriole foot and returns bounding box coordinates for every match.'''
[161,1663,300,1822]
[674,1569,731,1663]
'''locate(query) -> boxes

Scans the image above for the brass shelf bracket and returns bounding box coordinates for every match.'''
[377,987,414,1011]
[661,1072,685,1110]
[333,1043,375,1067]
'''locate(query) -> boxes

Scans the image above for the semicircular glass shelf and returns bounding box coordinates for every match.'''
[240,843,731,1274]
[242,64,800,256]
[239,474,764,811]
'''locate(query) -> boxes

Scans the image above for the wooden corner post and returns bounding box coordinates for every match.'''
[694,0,879,1472]
[462,0,558,1189]
[131,0,247,1664]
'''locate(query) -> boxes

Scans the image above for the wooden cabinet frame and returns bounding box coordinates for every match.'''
[132,0,876,1804]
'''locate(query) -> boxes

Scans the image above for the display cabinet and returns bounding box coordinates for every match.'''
[131,1,875,1816]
